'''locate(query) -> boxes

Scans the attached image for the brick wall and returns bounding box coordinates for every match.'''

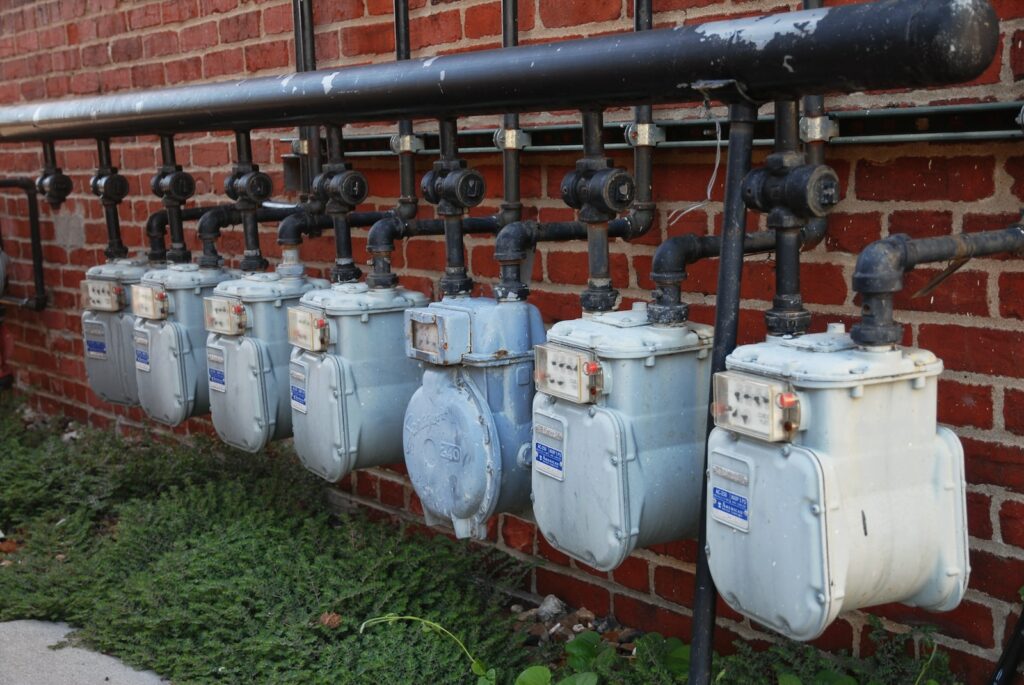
[0,0,1022,680]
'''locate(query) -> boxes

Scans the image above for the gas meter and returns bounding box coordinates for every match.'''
[531,302,714,571]
[205,251,327,452]
[707,323,969,641]
[132,263,236,426]
[403,296,545,539]
[288,282,428,482]
[81,257,149,405]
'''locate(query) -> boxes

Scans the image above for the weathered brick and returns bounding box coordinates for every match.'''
[341,22,394,56]
[1005,388,1024,436]
[856,157,995,202]
[918,324,1024,378]
[824,212,881,254]
[937,379,992,430]
[540,0,620,28]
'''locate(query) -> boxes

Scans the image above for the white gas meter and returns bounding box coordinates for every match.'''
[133,264,236,426]
[80,256,150,406]
[206,252,327,452]
[531,302,714,571]
[288,282,428,482]
[707,323,969,641]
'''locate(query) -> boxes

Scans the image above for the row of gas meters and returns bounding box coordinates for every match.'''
[80,255,968,643]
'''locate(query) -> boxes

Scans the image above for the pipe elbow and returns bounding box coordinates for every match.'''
[852,235,909,296]
[494,221,536,263]
[197,206,232,242]
[623,203,656,240]
[367,216,403,254]
[800,216,828,251]
[277,211,308,246]
[651,235,700,283]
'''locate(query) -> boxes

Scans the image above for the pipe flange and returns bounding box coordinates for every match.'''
[493,281,530,302]
[625,122,665,148]
[493,128,532,151]
[389,133,425,155]
[764,308,812,337]
[799,115,838,144]
[580,286,618,313]
[850,320,904,347]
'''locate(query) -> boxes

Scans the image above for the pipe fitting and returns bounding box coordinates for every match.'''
[224,168,273,208]
[493,220,537,301]
[741,151,840,228]
[90,168,129,206]
[421,161,486,214]
[35,169,73,209]
[561,160,635,223]
[312,165,369,211]
[151,167,196,203]
[366,216,404,289]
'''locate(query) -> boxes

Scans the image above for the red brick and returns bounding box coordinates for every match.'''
[888,209,953,239]
[128,3,162,30]
[245,39,291,72]
[999,272,1024,320]
[808,618,855,654]
[856,157,995,202]
[824,212,881,254]
[180,21,220,51]
[355,470,379,499]
[204,48,245,79]
[653,564,694,606]
[536,568,610,615]
[1000,499,1024,548]
[918,324,1024,378]
[314,0,364,24]
[540,0,620,28]
[500,515,536,554]
[613,594,690,639]
[530,289,581,324]
[263,4,293,35]
[1006,389,1024,436]
[892,267,988,317]
[341,22,394,56]
[1012,30,1024,81]
[166,57,202,84]
[378,478,406,508]
[873,600,994,648]
[219,11,261,44]
[968,492,994,541]
[465,2,501,39]
[610,555,649,593]
[410,10,462,51]
[546,250,628,287]
[937,380,992,430]
[963,437,1024,494]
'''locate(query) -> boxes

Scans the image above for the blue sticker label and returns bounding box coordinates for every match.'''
[86,338,107,357]
[135,348,150,371]
[712,486,749,531]
[290,384,307,413]
[208,367,226,393]
[534,442,564,481]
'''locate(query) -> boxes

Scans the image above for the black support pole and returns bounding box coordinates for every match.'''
[0,178,46,310]
[689,101,759,685]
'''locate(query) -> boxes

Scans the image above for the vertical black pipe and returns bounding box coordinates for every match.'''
[394,0,417,219]
[294,0,320,194]
[631,0,654,235]
[774,99,801,300]
[26,184,44,306]
[159,134,189,263]
[438,119,467,280]
[500,0,521,227]
[580,109,616,313]
[233,130,264,267]
[95,138,128,260]
[581,110,604,158]
[689,101,759,685]
[801,0,828,249]
[42,141,57,171]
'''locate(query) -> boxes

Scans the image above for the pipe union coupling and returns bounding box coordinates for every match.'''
[313,168,369,209]
[90,171,129,204]
[742,151,840,222]
[224,169,273,204]
[36,170,73,209]
[150,167,196,203]
[561,164,635,221]
[421,165,486,210]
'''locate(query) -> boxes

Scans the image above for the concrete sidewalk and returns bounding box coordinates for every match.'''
[0,620,167,685]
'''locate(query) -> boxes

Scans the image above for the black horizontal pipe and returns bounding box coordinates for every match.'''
[0,178,46,311]
[851,224,1024,345]
[0,0,998,141]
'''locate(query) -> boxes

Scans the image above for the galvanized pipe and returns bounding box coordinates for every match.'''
[0,0,998,141]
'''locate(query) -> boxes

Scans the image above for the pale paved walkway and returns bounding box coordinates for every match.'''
[0,620,167,685]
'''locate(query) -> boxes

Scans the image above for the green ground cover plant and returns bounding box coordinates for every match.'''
[0,396,961,684]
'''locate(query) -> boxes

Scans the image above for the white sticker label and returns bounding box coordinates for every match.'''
[289,369,307,414]
[711,486,749,532]
[84,321,108,360]
[134,332,151,372]
[207,349,226,393]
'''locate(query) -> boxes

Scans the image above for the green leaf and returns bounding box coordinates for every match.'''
[478,668,498,685]
[515,665,553,685]
[812,670,857,685]
[472,659,489,676]
[557,673,599,685]
[665,643,691,675]
[778,674,803,685]
[564,632,602,672]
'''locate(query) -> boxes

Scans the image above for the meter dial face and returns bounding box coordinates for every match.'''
[411,320,440,356]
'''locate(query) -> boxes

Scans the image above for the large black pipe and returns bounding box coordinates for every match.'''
[689,101,759,685]
[0,0,998,141]
[851,225,1024,346]
[0,178,46,310]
